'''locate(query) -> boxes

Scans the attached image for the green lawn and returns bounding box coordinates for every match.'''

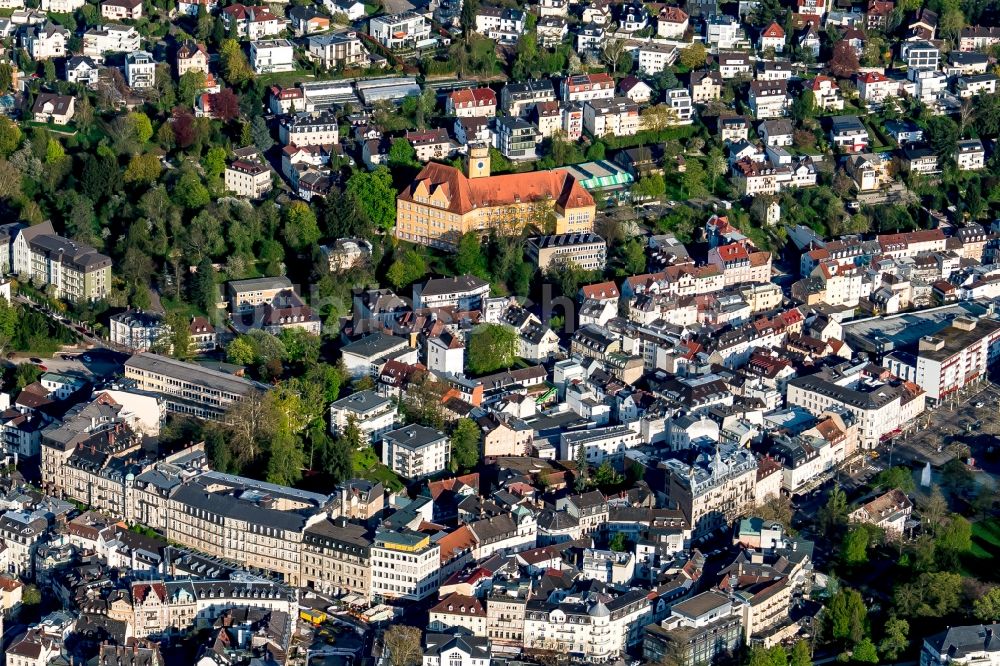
[962,518,1000,580]
[352,445,404,492]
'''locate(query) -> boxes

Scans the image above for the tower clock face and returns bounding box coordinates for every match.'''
[477,161,485,170]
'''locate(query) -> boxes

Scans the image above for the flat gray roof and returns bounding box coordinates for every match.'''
[126,353,264,396]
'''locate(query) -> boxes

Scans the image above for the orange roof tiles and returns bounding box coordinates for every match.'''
[401,162,594,216]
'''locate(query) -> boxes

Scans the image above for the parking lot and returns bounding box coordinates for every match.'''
[893,379,1000,470]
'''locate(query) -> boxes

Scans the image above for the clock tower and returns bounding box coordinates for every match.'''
[466,142,491,179]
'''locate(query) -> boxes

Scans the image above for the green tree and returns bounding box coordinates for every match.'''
[388,138,417,168]
[973,587,1000,623]
[454,232,490,280]
[449,418,481,472]
[167,311,193,360]
[203,146,227,180]
[467,324,518,375]
[227,336,256,365]
[174,169,210,208]
[386,250,427,289]
[852,638,879,664]
[622,238,646,275]
[123,153,162,184]
[789,640,812,666]
[574,443,588,491]
[609,532,626,552]
[0,117,21,157]
[0,63,12,93]
[282,201,321,253]
[842,525,869,566]
[793,89,816,120]
[192,257,218,314]
[894,571,963,618]
[0,297,17,356]
[925,115,960,163]
[128,112,154,145]
[586,141,605,161]
[178,70,207,106]
[935,514,972,567]
[828,588,867,644]
[220,39,253,86]
[682,159,708,197]
[878,617,909,661]
[346,167,396,233]
[875,466,915,492]
[821,487,849,531]
[679,43,707,69]
[634,173,666,200]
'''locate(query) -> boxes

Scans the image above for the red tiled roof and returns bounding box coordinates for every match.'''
[400,162,594,216]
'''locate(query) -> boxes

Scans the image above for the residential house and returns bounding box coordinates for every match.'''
[656,6,688,38]
[749,80,789,119]
[101,0,142,20]
[32,93,75,124]
[956,139,985,171]
[829,115,869,152]
[447,88,497,117]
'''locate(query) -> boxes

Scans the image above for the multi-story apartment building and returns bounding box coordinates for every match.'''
[101,0,143,20]
[329,389,399,443]
[370,529,441,601]
[249,39,295,73]
[134,472,327,587]
[956,73,998,98]
[501,79,557,116]
[369,11,430,48]
[787,361,925,447]
[717,51,752,79]
[559,426,641,467]
[523,589,652,662]
[430,594,489,636]
[583,96,640,137]
[0,510,48,577]
[921,624,1000,666]
[278,111,339,146]
[656,5,688,37]
[636,43,678,75]
[959,24,1000,51]
[527,233,607,271]
[125,50,155,88]
[414,275,490,310]
[690,71,723,101]
[124,352,265,419]
[707,243,771,286]
[562,73,615,103]
[110,309,169,352]
[664,444,758,540]
[300,517,372,600]
[665,88,694,124]
[224,160,272,198]
[903,39,939,70]
[705,13,742,47]
[646,592,742,665]
[10,221,111,302]
[382,424,450,480]
[227,275,293,313]
[495,117,540,160]
[885,315,1000,404]
[22,22,69,60]
[447,87,498,117]
[749,80,789,119]
[857,71,899,106]
[475,6,526,43]
[176,40,209,76]
[221,4,285,40]
[956,139,986,170]
[395,145,595,250]
[307,31,366,69]
[82,24,140,60]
